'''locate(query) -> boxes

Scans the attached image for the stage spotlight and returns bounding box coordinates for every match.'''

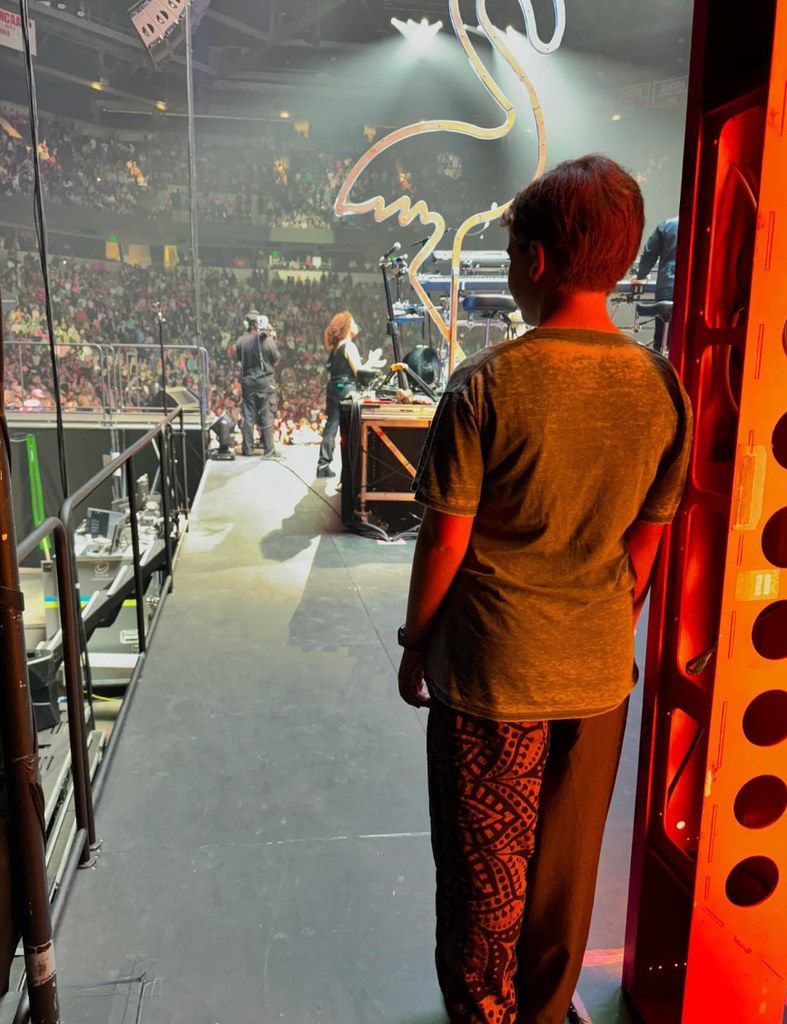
[391,16,442,49]
[209,412,236,461]
[411,17,442,51]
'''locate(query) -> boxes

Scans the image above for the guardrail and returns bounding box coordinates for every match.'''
[10,405,189,1022]
[2,340,210,423]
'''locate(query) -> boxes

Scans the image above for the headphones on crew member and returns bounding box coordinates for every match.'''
[245,310,270,333]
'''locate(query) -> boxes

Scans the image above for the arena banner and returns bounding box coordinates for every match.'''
[0,7,37,56]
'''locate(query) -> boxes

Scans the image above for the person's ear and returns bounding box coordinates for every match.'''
[528,241,546,282]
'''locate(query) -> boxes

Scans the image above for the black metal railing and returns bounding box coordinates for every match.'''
[9,406,190,1022]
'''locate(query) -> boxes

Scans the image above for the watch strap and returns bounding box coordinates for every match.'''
[397,625,429,652]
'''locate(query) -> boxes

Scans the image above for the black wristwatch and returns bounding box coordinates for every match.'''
[397,625,430,652]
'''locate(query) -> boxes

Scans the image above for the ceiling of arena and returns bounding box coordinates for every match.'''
[3,0,693,120]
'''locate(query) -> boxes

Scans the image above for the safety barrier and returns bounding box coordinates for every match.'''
[2,340,210,422]
[9,405,190,1023]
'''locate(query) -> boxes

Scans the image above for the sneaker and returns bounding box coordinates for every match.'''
[262,450,284,460]
[316,467,336,478]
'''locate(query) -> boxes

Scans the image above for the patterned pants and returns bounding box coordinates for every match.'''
[427,699,628,1024]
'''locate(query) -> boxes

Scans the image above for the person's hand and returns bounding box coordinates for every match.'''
[367,347,386,369]
[398,648,431,708]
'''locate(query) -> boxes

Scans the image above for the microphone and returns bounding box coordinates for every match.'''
[382,241,401,259]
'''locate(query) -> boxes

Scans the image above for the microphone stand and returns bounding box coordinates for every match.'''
[379,255,407,390]
[152,303,182,517]
[154,304,168,413]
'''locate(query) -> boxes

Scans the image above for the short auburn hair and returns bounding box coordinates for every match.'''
[501,154,644,294]
[324,311,353,351]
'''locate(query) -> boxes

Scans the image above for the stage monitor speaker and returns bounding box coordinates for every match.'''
[162,386,200,410]
[403,346,440,387]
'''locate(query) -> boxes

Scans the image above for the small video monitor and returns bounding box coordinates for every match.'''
[86,507,125,541]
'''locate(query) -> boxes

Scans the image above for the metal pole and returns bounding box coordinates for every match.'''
[185,2,208,466]
[11,827,87,1024]
[155,308,168,414]
[179,408,190,518]
[159,429,174,583]
[52,525,97,859]
[185,1,203,350]
[125,458,147,656]
[16,521,96,861]
[0,293,61,1022]
[379,260,407,390]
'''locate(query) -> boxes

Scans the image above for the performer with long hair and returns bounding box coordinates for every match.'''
[316,311,384,478]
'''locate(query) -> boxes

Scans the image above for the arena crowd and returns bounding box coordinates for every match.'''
[1,253,395,445]
[1,108,488,227]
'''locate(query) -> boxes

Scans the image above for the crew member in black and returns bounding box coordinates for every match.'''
[633,215,678,353]
[316,311,385,478]
[236,311,280,458]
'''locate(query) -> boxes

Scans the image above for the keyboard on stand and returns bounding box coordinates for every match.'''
[419,274,510,293]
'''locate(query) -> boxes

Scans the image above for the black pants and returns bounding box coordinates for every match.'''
[427,697,629,1024]
[652,288,672,353]
[317,392,342,471]
[241,385,276,455]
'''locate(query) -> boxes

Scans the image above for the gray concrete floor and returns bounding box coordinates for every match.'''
[54,447,644,1024]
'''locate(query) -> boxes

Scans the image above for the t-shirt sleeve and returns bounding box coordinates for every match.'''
[413,386,483,516]
[638,370,693,524]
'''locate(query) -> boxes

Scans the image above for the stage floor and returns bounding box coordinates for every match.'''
[53,445,645,1024]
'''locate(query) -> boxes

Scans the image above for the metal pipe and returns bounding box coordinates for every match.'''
[10,825,88,1024]
[155,308,168,415]
[186,5,208,467]
[185,1,204,353]
[159,430,174,583]
[52,527,96,858]
[125,457,147,656]
[179,409,190,520]
[15,519,97,859]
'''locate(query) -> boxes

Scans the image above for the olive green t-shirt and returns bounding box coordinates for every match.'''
[413,328,693,721]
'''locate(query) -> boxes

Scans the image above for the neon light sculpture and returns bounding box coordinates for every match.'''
[334,0,566,372]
